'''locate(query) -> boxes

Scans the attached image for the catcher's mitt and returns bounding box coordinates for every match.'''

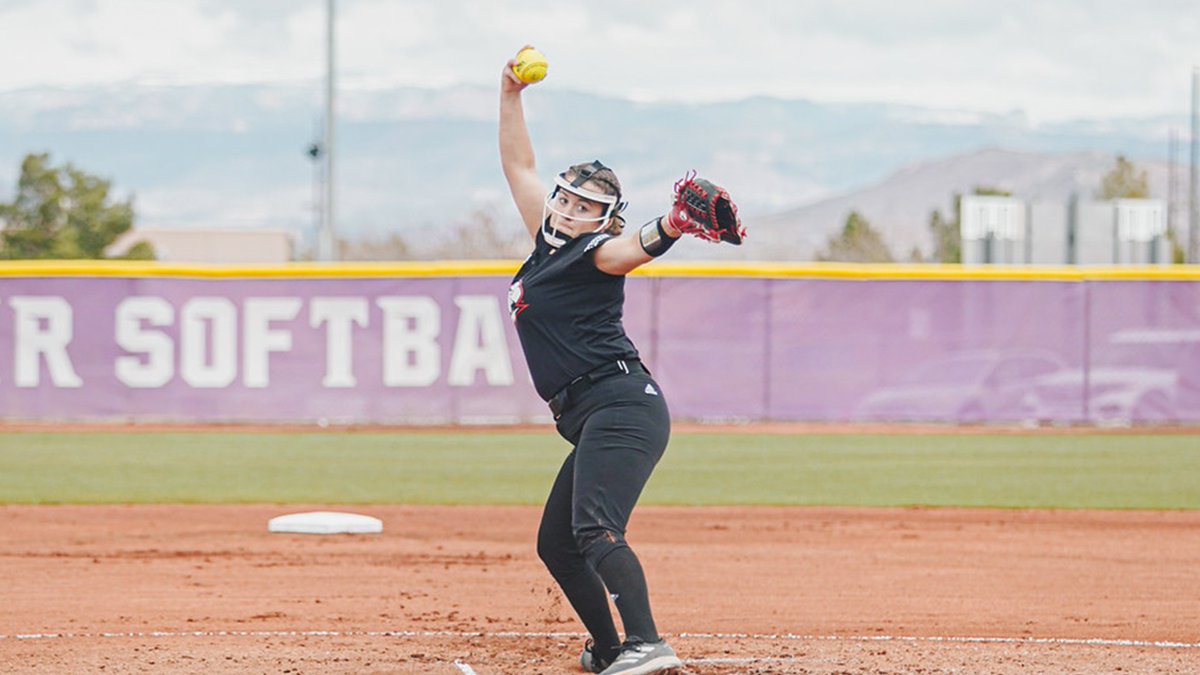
[665,172,746,245]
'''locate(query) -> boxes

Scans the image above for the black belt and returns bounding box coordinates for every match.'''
[548,359,647,420]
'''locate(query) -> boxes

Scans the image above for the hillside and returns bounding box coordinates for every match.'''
[732,148,1182,261]
[0,84,1184,260]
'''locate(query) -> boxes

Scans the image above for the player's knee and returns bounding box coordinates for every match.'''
[537,525,580,577]
[574,525,627,567]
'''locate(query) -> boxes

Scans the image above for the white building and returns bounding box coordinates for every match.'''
[961,196,1171,265]
[108,227,294,264]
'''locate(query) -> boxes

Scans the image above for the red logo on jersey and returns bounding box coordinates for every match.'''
[508,280,529,323]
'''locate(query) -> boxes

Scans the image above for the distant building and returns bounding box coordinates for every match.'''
[1106,199,1169,264]
[108,227,294,264]
[960,195,1030,265]
[961,196,1170,265]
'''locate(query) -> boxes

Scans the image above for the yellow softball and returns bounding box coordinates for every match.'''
[512,47,549,84]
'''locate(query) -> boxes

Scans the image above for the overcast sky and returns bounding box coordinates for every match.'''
[0,0,1197,123]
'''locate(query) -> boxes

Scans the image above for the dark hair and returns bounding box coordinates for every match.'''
[567,161,622,198]
[566,161,625,234]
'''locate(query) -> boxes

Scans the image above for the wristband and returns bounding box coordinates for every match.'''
[639,217,678,257]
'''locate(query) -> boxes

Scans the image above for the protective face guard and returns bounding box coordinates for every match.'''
[541,161,626,248]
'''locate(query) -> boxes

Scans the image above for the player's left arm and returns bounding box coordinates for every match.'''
[593,217,681,276]
[593,173,746,276]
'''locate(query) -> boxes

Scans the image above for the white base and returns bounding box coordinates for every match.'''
[267,511,383,535]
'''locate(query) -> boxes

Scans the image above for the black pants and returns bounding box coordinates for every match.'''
[536,368,671,648]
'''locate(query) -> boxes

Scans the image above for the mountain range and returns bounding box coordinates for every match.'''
[0,83,1189,260]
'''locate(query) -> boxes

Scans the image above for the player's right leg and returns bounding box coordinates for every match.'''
[569,384,672,651]
[537,450,621,670]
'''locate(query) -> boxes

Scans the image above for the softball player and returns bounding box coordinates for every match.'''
[499,54,685,675]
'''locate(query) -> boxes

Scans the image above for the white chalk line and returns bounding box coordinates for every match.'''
[452,660,478,675]
[1,629,1197,651]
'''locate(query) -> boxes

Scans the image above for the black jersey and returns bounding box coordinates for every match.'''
[508,231,640,401]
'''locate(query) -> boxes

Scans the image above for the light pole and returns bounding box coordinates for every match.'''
[307,132,323,259]
[1190,66,1198,263]
[317,0,337,261]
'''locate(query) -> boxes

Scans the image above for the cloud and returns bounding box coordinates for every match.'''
[0,0,1197,122]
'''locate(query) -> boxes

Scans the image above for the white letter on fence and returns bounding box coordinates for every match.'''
[9,296,82,388]
[115,297,175,388]
[243,297,302,388]
[377,296,440,387]
[180,297,237,388]
[310,297,368,388]
[448,295,513,386]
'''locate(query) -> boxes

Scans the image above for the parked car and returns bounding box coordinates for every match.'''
[854,349,1069,423]
[1021,329,1200,424]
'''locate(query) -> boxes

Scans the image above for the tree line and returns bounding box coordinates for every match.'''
[0,153,153,260]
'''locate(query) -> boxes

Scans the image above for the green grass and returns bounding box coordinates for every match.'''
[0,431,1197,509]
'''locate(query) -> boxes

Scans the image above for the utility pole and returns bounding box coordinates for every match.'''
[1168,128,1178,242]
[307,123,324,259]
[317,0,337,261]
[1191,66,1199,263]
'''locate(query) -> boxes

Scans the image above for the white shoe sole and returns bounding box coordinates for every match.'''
[603,655,683,675]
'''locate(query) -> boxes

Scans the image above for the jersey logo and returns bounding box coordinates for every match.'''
[508,279,529,323]
[584,234,612,253]
[644,383,658,396]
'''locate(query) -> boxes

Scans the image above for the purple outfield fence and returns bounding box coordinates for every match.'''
[0,264,1197,424]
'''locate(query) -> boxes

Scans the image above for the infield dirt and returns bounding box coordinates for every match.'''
[1,504,1197,673]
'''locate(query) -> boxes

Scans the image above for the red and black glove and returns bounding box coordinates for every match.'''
[664,172,746,245]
